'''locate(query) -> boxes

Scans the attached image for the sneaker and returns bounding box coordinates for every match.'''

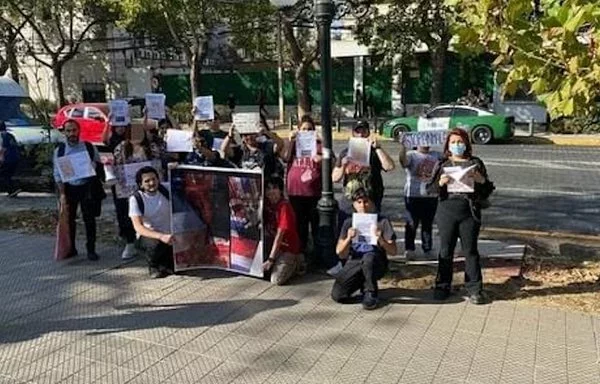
[121,243,137,260]
[326,261,343,277]
[87,251,99,261]
[404,250,416,261]
[433,288,450,301]
[469,291,490,305]
[362,291,378,310]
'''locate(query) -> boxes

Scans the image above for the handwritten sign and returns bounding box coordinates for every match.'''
[232,113,261,134]
[145,93,166,120]
[400,130,447,147]
[194,96,215,121]
[109,100,130,126]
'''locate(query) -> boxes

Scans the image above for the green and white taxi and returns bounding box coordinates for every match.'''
[381,105,515,145]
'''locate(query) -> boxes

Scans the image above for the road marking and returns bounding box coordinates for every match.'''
[497,187,598,197]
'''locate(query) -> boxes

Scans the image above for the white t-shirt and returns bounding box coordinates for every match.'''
[128,191,171,234]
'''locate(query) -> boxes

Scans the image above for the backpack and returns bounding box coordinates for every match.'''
[0,131,20,164]
[133,185,170,215]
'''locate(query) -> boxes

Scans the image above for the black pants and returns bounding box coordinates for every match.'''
[112,187,136,243]
[331,252,387,302]
[435,198,482,294]
[405,197,438,252]
[140,237,174,271]
[289,195,319,252]
[65,183,97,253]
[0,161,17,193]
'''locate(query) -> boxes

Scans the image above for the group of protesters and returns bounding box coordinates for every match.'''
[52,102,495,310]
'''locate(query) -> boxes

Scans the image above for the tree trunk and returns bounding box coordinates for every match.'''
[429,35,450,106]
[53,64,66,107]
[189,42,207,102]
[7,42,19,82]
[295,63,310,120]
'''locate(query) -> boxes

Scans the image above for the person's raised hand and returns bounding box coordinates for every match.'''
[347,227,357,240]
[439,174,450,187]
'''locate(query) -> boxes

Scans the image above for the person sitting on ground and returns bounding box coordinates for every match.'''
[262,176,306,285]
[129,166,174,279]
[331,187,397,310]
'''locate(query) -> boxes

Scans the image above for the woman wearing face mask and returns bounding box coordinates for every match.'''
[427,128,494,305]
[285,115,322,268]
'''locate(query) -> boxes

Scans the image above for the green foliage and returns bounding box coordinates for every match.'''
[20,143,55,175]
[550,117,600,134]
[33,98,58,123]
[450,0,600,118]
[169,102,193,126]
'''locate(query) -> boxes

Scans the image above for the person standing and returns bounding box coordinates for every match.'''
[427,128,495,305]
[285,115,323,268]
[331,187,397,310]
[353,87,363,119]
[0,120,21,197]
[129,166,174,278]
[227,93,236,117]
[54,120,105,261]
[398,140,442,260]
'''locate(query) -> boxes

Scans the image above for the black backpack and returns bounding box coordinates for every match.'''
[132,185,170,215]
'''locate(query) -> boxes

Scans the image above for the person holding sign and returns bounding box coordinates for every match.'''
[262,177,305,285]
[112,125,163,260]
[426,129,495,305]
[398,138,442,260]
[129,166,174,279]
[53,120,105,261]
[284,115,324,268]
[331,187,397,310]
[183,130,221,167]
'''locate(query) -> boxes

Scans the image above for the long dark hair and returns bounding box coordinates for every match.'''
[443,128,473,158]
[124,128,152,160]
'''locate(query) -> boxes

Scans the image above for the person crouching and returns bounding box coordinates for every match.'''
[331,187,397,310]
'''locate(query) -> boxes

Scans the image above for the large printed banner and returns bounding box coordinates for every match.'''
[170,165,264,278]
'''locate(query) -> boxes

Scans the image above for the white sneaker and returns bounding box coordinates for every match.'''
[121,243,137,260]
[404,250,416,260]
[326,261,343,277]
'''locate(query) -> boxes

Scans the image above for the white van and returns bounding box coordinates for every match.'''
[0,76,61,144]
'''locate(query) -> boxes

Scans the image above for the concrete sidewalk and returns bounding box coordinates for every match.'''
[0,231,599,384]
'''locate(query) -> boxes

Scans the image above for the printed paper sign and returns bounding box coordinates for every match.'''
[444,164,477,193]
[166,129,193,152]
[232,113,261,134]
[352,213,378,245]
[194,96,215,121]
[417,117,450,132]
[401,130,447,147]
[109,100,130,126]
[145,93,166,120]
[56,151,96,183]
[347,138,371,166]
[295,131,317,158]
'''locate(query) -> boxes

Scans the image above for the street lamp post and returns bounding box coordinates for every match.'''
[314,0,338,269]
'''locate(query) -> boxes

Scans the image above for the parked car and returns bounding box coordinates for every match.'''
[381,105,515,145]
[51,99,152,145]
[0,76,61,145]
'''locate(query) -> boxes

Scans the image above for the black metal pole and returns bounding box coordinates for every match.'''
[315,0,338,269]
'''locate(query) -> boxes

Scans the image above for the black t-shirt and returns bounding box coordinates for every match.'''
[337,147,384,200]
[340,214,396,259]
[239,141,283,178]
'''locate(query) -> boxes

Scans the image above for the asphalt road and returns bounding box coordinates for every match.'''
[332,141,600,235]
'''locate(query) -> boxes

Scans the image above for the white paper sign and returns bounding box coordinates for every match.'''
[145,93,166,120]
[194,96,215,121]
[57,151,96,183]
[444,164,477,193]
[212,138,224,152]
[295,131,317,158]
[417,117,450,132]
[347,138,371,166]
[166,129,193,152]
[109,100,130,126]
[401,130,447,147]
[233,112,261,134]
[352,213,378,245]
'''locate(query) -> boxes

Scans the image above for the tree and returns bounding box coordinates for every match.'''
[6,0,118,106]
[355,0,452,105]
[449,0,600,118]
[0,7,25,81]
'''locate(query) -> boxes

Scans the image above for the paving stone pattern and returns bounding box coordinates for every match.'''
[1,231,599,384]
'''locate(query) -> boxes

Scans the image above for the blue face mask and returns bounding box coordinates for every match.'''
[449,142,466,156]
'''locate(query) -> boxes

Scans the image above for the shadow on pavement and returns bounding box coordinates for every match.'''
[0,298,298,344]
[379,287,466,306]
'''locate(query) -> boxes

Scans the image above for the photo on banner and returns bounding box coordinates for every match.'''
[194,96,215,121]
[170,166,264,278]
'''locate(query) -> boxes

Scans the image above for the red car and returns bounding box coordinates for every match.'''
[51,100,149,144]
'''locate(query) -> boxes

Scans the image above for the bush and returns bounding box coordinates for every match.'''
[20,143,55,175]
[550,117,600,134]
[33,98,58,124]
[169,102,193,126]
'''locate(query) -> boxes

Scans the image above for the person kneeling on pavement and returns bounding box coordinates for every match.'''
[263,176,306,285]
[129,166,175,279]
[331,187,397,310]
